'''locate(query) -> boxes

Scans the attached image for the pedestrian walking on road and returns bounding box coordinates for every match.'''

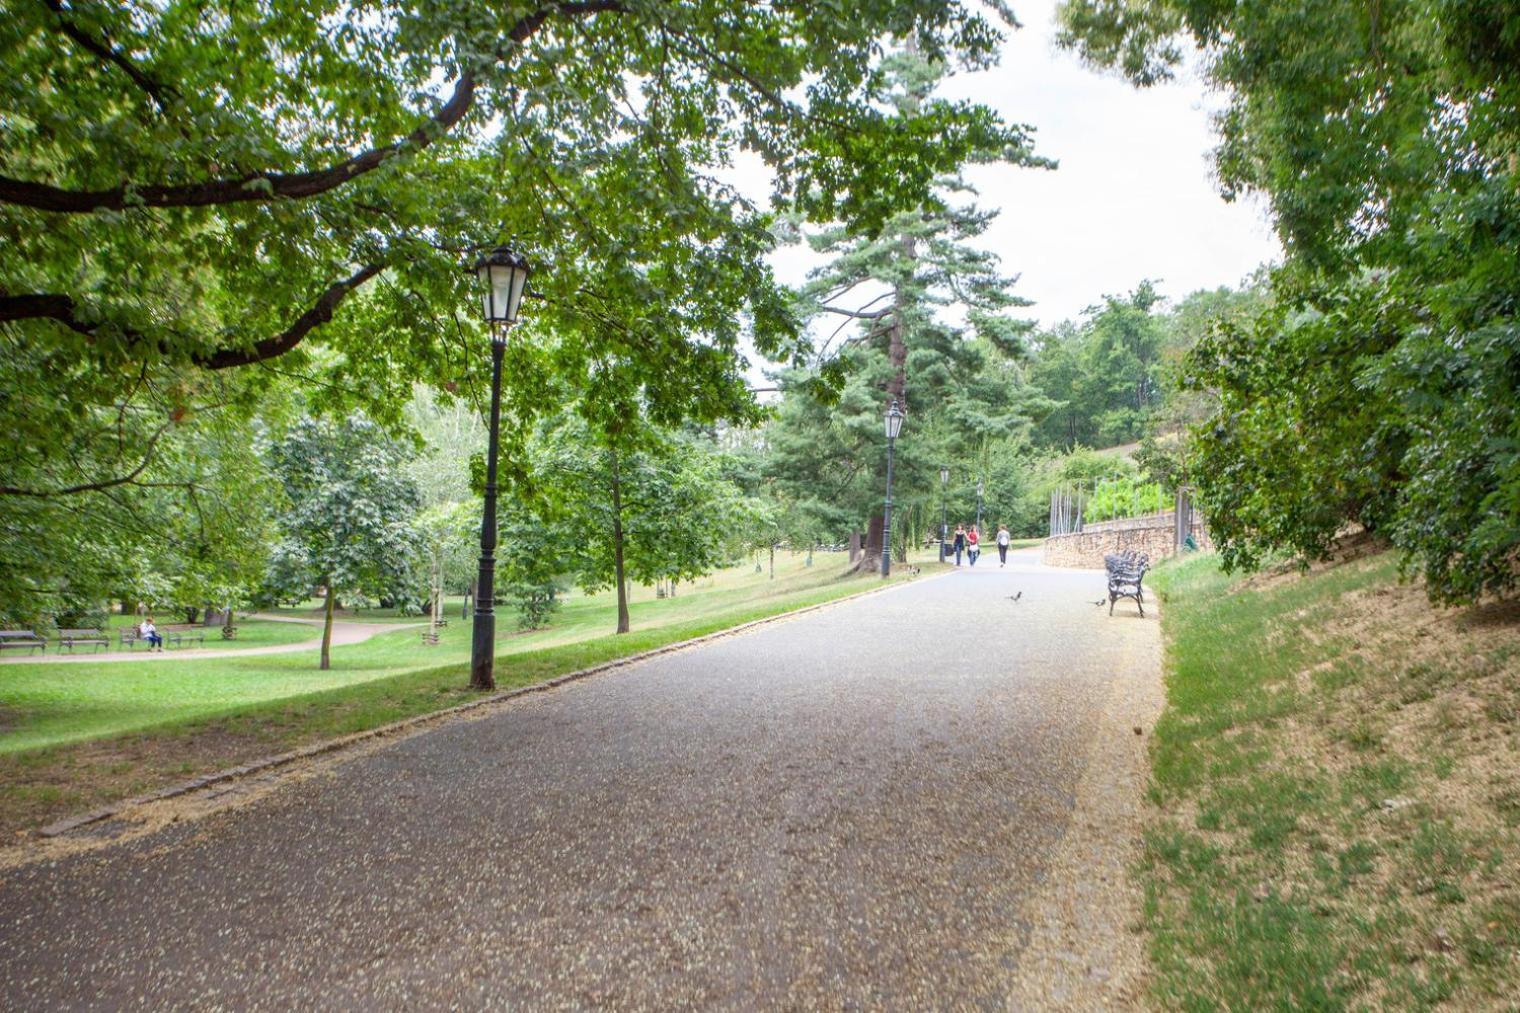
[967,525,980,566]
[996,524,1011,566]
[952,524,966,566]
[141,616,164,652]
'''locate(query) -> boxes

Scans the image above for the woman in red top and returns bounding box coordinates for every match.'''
[966,525,980,566]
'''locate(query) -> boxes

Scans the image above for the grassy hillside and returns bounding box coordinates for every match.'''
[1144,546,1520,1009]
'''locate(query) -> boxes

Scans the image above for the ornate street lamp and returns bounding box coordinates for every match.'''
[469,245,531,692]
[938,465,949,563]
[881,400,905,577]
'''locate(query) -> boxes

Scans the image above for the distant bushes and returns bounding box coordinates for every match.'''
[1085,476,1169,523]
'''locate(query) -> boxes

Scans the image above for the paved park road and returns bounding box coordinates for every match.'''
[0,550,1158,1009]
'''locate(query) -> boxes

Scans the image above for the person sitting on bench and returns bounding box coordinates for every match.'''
[140,616,164,652]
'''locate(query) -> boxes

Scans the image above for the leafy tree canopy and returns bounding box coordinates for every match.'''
[1059,0,1520,601]
[265,413,421,664]
[2,0,1038,429]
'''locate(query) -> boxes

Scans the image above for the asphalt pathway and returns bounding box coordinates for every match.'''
[0,549,1157,1008]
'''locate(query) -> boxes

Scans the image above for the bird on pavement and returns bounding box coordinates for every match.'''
[1093,598,1107,606]
[1006,592,1022,602]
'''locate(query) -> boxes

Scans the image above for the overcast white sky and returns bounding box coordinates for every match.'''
[735,0,1280,337]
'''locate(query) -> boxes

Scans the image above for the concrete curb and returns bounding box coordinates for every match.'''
[39,567,942,839]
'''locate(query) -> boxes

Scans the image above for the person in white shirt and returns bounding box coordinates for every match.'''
[996,524,1011,566]
[140,617,164,652]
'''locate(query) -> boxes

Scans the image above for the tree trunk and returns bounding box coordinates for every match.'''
[320,579,335,670]
[851,514,885,573]
[184,606,199,625]
[848,531,861,564]
[610,449,630,635]
[427,557,441,645]
[769,543,775,580]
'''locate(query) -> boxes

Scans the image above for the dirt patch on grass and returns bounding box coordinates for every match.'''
[1145,548,1520,1008]
[1233,529,1389,594]
[0,723,280,842]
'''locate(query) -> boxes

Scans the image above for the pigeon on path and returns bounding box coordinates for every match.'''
[1006,592,1022,602]
[1092,598,1107,606]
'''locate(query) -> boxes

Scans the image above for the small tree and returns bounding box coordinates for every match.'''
[412,501,477,643]
[266,414,421,669]
[537,416,735,634]
[498,510,564,631]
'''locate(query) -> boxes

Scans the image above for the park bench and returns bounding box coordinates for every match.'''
[164,625,206,648]
[0,629,47,654]
[121,624,206,649]
[1104,550,1150,617]
[55,628,108,652]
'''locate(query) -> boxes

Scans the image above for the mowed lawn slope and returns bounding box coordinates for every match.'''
[1144,547,1520,1009]
[0,551,923,836]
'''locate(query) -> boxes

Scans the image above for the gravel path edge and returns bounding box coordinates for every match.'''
[1004,606,1165,1010]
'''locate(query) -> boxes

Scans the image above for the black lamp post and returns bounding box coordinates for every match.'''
[469,245,531,692]
[976,477,984,535]
[938,465,949,563]
[881,400,905,578]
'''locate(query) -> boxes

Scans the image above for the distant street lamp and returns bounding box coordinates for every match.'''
[881,400,905,577]
[938,465,949,563]
[469,245,531,692]
[975,477,984,534]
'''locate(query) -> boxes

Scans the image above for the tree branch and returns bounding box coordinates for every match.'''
[2,1,627,213]
[0,293,96,335]
[2,262,385,368]
[195,263,386,369]
[0,421,171,497]
[817,305,891,319]
[42,0,176,112]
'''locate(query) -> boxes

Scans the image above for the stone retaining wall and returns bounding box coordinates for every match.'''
[1043,516,1210,569]
[1079,512,1175,533]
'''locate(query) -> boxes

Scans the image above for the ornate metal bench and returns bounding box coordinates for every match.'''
[1104,551,1150,616]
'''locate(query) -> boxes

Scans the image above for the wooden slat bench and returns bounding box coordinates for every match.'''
[0,629,47,654]
[56,628,108,652]
[164,625,206,648]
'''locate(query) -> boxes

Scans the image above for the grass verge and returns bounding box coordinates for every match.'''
[0,555,924,838]
[1143,546,1520,1009]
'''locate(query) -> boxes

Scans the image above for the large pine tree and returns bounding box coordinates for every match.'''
[766,45,1052,562]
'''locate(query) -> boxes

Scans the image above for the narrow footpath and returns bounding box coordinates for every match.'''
[0,548,1161,1008]
[0,613,415,665]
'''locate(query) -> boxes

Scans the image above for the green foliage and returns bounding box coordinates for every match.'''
[264,413,421,609]
[763,45,1052,547]
[1085,475,1167,523]
[497,509,564,631]
[1059,0,1520,602]
[0,363,280,626]
[1,0,1031,444]
[413,500,478,607]
[1185,275,1409,575]
[532,414,738,606]
[1029,282,1168,450]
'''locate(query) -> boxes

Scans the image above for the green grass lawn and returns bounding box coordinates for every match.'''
[97,614,319,650]
[1143,548,1520,1009]
[2,550,908,754]
[0,550,929,834]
